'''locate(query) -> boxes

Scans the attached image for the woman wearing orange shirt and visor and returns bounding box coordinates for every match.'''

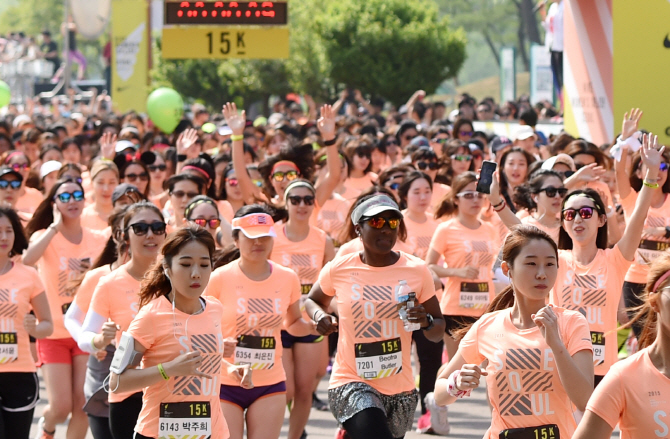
[24,178,108,439]
[434,225,594,439]
[0,207,53,439]
[109,226,236,439]
[548,133,662,386]
[305,194,445,439]
[79,202,167,439]
[426,172,500,359]
[80,160,120,232]
[573,252,670,439]
[206,206,316,439]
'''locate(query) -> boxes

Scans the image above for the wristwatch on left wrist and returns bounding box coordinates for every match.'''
[422,313,434,331]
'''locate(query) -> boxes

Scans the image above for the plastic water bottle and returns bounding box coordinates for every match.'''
[397,280,420,332]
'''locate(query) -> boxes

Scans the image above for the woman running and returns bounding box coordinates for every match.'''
[398,171,438,260]
[206,205,316,439]
[165,174,206,228]
[497,147,535,213]
[81,160,120,232]
[0,207,53,439]
[305,194,445,439]
[109,226,231,439]
[185,195,233,248]
[342,137,378,193]
[434,225,594,438]
[0,167,30,222]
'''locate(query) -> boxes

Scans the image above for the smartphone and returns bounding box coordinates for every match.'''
[477,160,497,194]
[345,88,357,103]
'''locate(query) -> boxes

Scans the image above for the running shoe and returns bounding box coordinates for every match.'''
[424,392,450,435]
[312,392,329,411]
[35,417,54,439]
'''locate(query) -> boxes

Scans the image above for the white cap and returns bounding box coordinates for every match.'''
[12,114,32,129]
[40,160,62,179]
[513,125,537,141]
[115,140,137,153]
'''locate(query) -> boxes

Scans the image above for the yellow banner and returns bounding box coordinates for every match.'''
[162,27,289,59]
[613,0,670,143]
[112,0,148,113]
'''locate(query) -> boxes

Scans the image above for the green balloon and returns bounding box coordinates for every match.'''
[0,81,10,108]
[147,87,183,134]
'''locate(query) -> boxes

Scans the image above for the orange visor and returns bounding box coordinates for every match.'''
[231,213,277,239]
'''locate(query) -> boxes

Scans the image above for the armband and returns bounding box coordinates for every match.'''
[643,180,660,189]
[110,332,143,374]
[177,154,187,163]
[231,134,244,142]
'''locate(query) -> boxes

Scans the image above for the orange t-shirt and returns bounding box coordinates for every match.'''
[217,200,235,223]
[270,224,327,294]
[402,212,439,260]
[15,187,43,214]
[521,215,560,244]
[429,218,499,317]
[89,266,141,403]
[549,246,632,376]
[620,191,670,284]
[72,265,112,316]
[585,348,670,439]
[344,173,378,193]
[206,260,301,387]
[319,251,435,395]
[0,262,45,372]
[81,205,110,232]
[339,186,361,201]
[459,307,592,439]
[33,228,108,339]
[316,194,352,247]
[336,237,413,258]
[129,296,229,439]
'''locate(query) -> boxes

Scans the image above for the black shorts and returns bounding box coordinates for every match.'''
[444,315,478,338]
[280,330,323,348]
[0,372,39,412]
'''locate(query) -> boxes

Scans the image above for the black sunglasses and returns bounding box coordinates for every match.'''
[537,186,568,198]
[287,195,315,206]
[126,221,167,236]
[0,180,22,190]
[416,161,439,170]
[148,164,167,172]
[125,172,149,182]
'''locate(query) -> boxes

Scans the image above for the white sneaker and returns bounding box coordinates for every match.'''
[35,417,54,439]
[424,392,450,435]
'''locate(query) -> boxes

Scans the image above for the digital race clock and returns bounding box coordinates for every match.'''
[164,1,288,26]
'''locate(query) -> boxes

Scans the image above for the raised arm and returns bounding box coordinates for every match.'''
[615,108,643,200]
[314,104,341,207]
[222,102,261,204]
[487,170,522,230]
[23,210,61,266]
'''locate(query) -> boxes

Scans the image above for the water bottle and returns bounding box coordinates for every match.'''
[397,280,420,332]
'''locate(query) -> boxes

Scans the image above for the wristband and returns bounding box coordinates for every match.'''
[643,180,660,189]
[90,334,100,352]
[493,200,507,212]
[312,310,325,323]
[157,363,169,380]
[231,134,244,142]
[491,199,504,209]
[446,369,471,398]
[177,154,187,162]
[323,138,337,147]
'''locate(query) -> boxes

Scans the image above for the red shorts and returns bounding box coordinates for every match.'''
[36,338,88,366]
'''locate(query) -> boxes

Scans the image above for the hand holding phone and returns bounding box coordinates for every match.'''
[477,161,497,194]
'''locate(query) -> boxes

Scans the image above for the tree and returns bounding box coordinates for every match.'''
[316,0,466,106]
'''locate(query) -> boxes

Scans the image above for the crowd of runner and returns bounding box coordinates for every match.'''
[0,89,667,439]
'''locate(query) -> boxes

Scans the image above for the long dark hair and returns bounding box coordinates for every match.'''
[629,149,670,194]
[139,225,216,308]
[498,148,536,205]
[92,207,129,269]
[25,179,85,238]
[513,169,563,211]
[398,171,433,211]
[434,172,478,219]
[557,188,608,250]
[0,207,28,257]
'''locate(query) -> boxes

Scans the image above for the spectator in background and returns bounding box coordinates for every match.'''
[40,30,60,74]
[475,102,496,121]
[519,108,548,145]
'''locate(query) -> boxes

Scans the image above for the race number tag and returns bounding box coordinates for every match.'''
[459,282,489,309]
[235,335,275,370]
[499,423,559,439]
[300,284,313,295]
[591,331,605,366]
[0,332,17,363]
[354,338,402,380]
[159,401,211,439]
[636,239,669,265]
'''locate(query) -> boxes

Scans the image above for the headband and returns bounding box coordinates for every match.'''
[565,194,602,212]
[185,198,219,220]
[283,180,316,203]
[5,151,24,164]
[182,165,211,181]
[271,160,299,175]
[653,270,670,293]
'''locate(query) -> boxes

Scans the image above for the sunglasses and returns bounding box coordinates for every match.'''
[191,218,221,229]
[386,139,399,146]
[537,186,568,198]
[252,179,263,188]
[148,164,166,172]
[363,216,400,230]
[456,191,485,200]
[558,170,575,179]
[171,190,199,199]
[451,154,473,162]
[56,190,84,203]
[416,161,439,170]
[226,177,239,187]
[0,180,21,190]
[561,206,595,221]
[10,163,28,171]
[431,138,449,144]
[355,150,371,158]
[459,130,474,137]
[287,195,315,206]
[125,172,149,182]
[127,221,166,236]
[661,163,669,172]
[271,170,299,182]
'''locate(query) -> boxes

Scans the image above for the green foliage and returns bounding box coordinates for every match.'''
[0,0,63,36]
[316,0,466,106]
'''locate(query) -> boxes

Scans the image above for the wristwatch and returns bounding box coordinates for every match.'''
[421,314,434,331]
[177,154,187,162]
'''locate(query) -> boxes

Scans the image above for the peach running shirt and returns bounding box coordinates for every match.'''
[33,227,108,340]
[129,296,229,439]
[81,205,110,232]
[402,213,439,260]
[270,225,327,295]
[316,194,352,247]
[620,190,670,284]
[344,172,378,193]
[521,215,560,244]
[319,252,435,395]
[206,260,300,387]
[336,237,413,258]
[549,246,632,376]
[459,307,592,439]
[72,265,112,316]
[0,263,45,372]
[15,187,43,214]
[429,218,499,317]
[585,348,670,439]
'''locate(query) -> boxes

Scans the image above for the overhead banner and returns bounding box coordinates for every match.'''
[500,47,516,104]
[613,0,670,144]
[112,0,148,113]
[562,0,613,145]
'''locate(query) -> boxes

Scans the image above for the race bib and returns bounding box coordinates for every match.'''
[591,331,605,366]
[459,282,489,309]
[636,239,669,265]
[0,332,17,363]
[159,401,211,439]
[235,335,275,370]
[300,284,313,295]
[355,338,402,380]
[499,424,559,439]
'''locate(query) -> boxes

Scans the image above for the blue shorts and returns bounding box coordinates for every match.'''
[219,381,287,410]
[280,330,323,348]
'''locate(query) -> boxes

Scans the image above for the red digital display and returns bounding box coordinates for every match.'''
[164,1,287,25]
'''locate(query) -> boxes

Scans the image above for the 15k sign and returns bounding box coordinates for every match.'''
[162,27,289,59]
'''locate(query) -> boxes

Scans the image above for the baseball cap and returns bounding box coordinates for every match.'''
[12,115,32,130]
[112,183,143,204]
[115,140,137,153]
[410,136,430,149]
[542,153,576,172]
[513,125,537,141]
[40,160,62,179]
[231,213,277,239]
[0,167,23,182]
[490,136,513,153]
[351,195,402,225]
